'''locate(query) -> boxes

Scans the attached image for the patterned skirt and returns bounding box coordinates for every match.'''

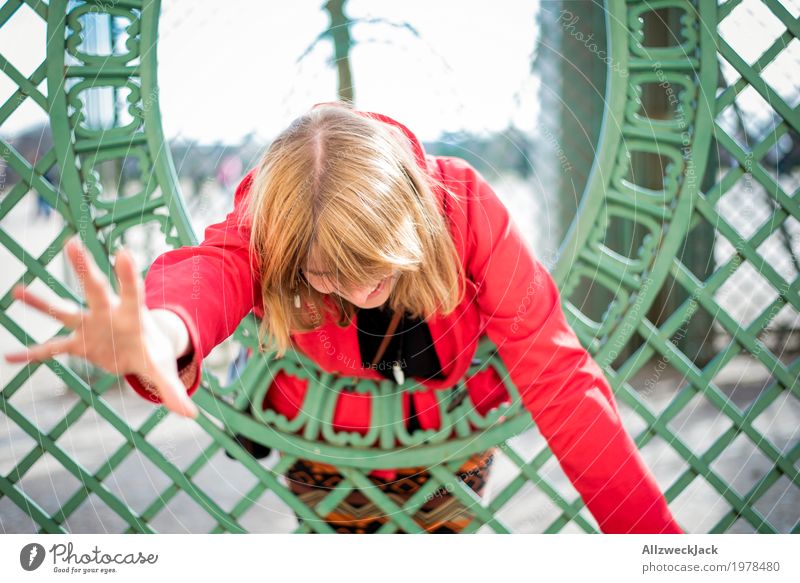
[284,447,496,533]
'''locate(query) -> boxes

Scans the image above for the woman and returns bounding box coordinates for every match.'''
[5,101,683,534]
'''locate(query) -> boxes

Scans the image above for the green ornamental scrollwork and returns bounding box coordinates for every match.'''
[557,0,716,375]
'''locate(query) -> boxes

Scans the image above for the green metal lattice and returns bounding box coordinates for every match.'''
[0,0,798,533]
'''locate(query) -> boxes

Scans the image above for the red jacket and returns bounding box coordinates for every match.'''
[125,105,683,534]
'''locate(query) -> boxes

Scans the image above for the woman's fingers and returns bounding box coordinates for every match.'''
[148,368,199,419]
[11,284,83,329]
[164,378,200,419]
[65,237,113,311]
[4,334,75,363]
[113,247,143,311]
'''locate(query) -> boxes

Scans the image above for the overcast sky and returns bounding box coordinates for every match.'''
[157,0,542,143]
[2,1,543,144]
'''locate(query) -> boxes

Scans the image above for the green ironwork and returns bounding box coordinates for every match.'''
[0,0,797,534]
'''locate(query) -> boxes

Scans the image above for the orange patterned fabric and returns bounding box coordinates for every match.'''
[284,448,496,533]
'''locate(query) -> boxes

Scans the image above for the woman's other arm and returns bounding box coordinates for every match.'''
[441,156,683,534]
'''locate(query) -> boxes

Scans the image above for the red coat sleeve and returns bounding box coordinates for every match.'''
[124,169,261,404]
[446,157,683,534]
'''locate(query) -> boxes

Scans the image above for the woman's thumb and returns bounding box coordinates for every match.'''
[159,371,199,419]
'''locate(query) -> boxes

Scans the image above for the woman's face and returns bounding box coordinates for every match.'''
[301,262,399,308]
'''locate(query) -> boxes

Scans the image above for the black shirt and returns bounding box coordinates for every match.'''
[356,305,445,382]
[356,305,445,432]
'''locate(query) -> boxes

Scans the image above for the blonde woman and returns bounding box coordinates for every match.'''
[6,101,683,534]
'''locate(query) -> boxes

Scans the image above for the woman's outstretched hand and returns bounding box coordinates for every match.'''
[4,236,199,419]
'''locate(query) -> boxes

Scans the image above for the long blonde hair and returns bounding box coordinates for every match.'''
[242,102,466,359]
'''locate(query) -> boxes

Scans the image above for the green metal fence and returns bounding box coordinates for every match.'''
[0,0,798,533]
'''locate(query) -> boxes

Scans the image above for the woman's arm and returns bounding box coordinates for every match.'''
[441,156,683,534]
[124,169,261,403]
[149,308,191,359]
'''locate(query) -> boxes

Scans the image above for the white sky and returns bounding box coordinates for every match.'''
[3,1,798,146]
[0,0,543,144]
[156,0,542,143]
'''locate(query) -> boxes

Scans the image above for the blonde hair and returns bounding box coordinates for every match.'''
[242,102,466,359]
